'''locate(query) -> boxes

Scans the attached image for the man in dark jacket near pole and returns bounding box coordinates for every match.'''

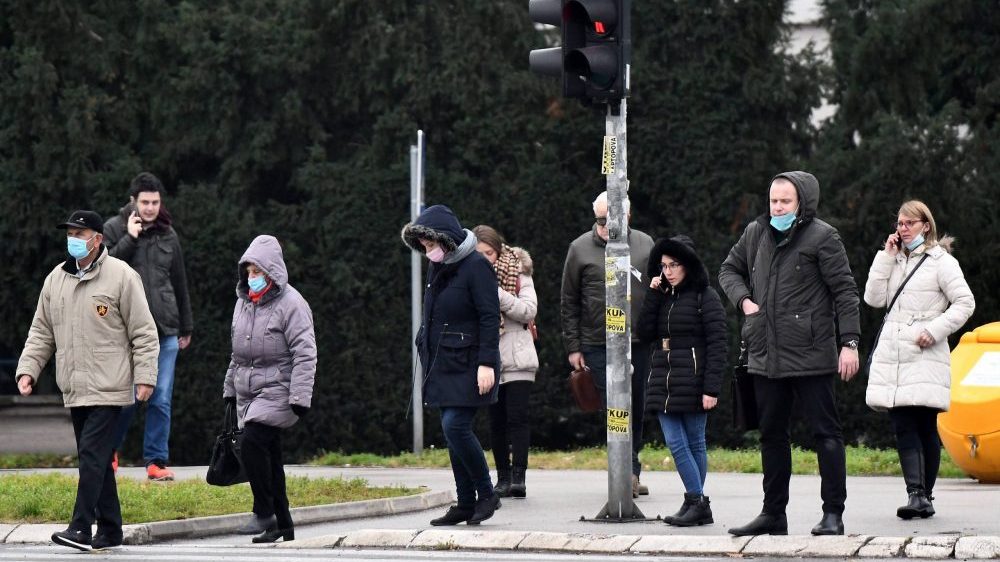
[719,171,860,537]
[103,172,193,481]
[560,191,655,497]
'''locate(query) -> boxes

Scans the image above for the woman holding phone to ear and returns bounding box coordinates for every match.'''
[864,200,974,520]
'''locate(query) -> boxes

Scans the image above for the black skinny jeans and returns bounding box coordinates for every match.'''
[489,380,532,471]
[241,422,292,529]
[754,373,847,516]
[889,406,941,494]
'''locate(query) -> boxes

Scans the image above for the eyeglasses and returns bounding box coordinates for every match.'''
[660,262,683,272]
[894,219,924,230]
[595,216,608,226]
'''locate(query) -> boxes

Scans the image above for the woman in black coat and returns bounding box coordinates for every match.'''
[637,235,727,527]
[402,205,502,526]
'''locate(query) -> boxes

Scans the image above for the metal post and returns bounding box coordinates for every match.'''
[594,99,643,521]
[410,130,425,455]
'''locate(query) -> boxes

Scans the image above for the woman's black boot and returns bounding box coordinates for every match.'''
[509,466,526,498]
[668,493,713,527]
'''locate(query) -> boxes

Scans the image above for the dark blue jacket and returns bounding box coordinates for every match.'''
[403,205,500,408]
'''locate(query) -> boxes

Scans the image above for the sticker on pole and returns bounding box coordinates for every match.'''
[605,257,617,286]
[607,408,630,434]
[606,306,625,333]
[602,135,617,175]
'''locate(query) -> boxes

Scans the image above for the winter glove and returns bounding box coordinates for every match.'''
[291,404,310,418]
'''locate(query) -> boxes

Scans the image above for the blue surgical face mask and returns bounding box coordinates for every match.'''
[247,275,268,293]
[769,208,798,232]
[67,236,94,259]
[906,234,925,251]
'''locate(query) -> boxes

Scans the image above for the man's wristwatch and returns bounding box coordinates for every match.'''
[842,339,859,350]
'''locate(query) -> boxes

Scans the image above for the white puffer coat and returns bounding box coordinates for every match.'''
[498,248,539,384]
[863,242,975,412]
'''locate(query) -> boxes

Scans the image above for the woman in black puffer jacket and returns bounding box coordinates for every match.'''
[637,235,727,527]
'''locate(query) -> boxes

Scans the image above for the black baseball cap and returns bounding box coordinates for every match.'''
[56,210,104,234]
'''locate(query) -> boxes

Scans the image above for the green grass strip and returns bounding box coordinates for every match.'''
[312,445,966,478]
[0,474,417,524]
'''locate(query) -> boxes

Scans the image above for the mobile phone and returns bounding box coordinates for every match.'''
[893,236,902,250]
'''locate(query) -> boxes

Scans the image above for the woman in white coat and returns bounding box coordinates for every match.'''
[473,225,539,499]
[864,200,974,520]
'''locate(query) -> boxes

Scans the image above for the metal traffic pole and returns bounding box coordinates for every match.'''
[593,98,644,521]
[410,130,425,455]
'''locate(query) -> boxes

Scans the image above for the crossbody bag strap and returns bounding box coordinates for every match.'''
[885,254,930,314]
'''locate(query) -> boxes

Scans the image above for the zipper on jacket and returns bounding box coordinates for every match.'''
[664,349,671,412]
[692,347,698,375]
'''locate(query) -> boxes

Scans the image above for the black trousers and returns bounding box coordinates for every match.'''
[889,406,941,494]
[241,422,292,528]
[70,406,123,538]
[754,373,847,515]
[489,380,532,471]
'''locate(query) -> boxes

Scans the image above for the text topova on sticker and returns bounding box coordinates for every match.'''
[602,135,617,175]
[607,408,630,433]
[605,306,625,333]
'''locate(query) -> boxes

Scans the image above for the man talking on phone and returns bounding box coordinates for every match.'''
[103,172,194,481]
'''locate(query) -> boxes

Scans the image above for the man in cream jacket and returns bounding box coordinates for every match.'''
[16,210,159,551]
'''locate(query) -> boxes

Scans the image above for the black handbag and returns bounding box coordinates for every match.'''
[731,341,759,431]
[206,402,248,486]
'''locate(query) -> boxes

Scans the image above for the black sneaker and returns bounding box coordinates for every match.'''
[51,529,91,551]
[92,534,123,550]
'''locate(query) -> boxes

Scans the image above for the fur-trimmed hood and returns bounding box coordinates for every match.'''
[512,246,534,276]
[401,204,467,253]
[646,234,709,291]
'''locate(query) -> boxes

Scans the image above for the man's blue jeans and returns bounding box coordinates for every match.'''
[658,412,708,494]
[441,406,494,507]
[114,335,178,464]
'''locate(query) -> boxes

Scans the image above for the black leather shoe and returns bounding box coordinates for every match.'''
[897,492,935,519]
[430,506,474,526]
[811,512,844,535]
[728,512,788,536]
[467,494,501,525]
[51,529,91,551]
[236,514,277,535]
[252,527,294,543]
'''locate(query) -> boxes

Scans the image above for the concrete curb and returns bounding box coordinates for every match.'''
[0,489,453,546]
[295,529,1000,559]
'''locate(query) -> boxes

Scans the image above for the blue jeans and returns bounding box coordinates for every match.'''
[658,412,708,494]
[441,407,493,507]
[581,341,649,476]
[114,335,178,464]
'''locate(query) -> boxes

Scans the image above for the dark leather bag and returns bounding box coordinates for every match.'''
[206,402,248,486]
[731,342,759,431]
[569,366,601,412]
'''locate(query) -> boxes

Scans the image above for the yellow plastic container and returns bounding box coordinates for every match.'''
[938,322,1000,483]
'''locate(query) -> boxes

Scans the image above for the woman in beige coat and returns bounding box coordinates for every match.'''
[473,225,539,499]
[864,200,974,520]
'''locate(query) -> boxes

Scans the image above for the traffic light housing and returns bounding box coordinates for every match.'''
[529,0,631,106]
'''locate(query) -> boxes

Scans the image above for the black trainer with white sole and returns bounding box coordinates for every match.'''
[51,529,91,551]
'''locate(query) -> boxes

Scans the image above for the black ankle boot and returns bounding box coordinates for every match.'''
[467,494,501,525]
[662,495,694,525]
[728,512,788,536]
[430,505,474,526]
[669,493,713,527]
[510,466,526,498]
[811,512,844,535]
[494,467,512,498]
[897,492,935,519]
[236,513,277,535]
[252,526,294,543]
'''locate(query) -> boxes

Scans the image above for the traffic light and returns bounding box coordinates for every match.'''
[529,0,631,105]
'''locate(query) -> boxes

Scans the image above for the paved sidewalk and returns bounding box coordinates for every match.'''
[3,465,999,558]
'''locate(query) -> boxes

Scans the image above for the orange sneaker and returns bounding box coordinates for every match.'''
[146,462,175,481]
[111,451,118,474]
